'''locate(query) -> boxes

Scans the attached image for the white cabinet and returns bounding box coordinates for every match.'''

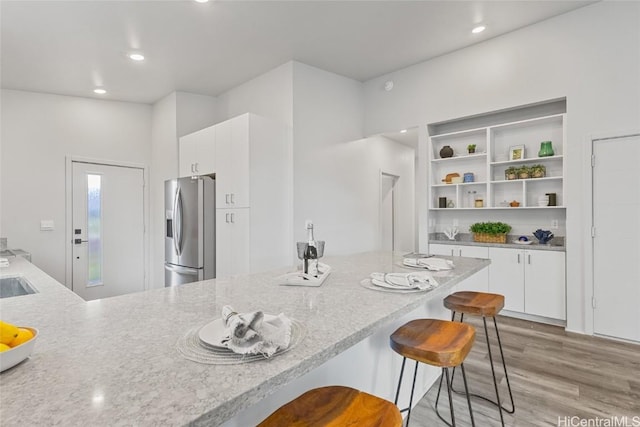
[215,115,250,208]
[180,113,292,278]
[429,244,489,293]
[215,208,250,278]
[489,247,565,320]
[178,126,216,177]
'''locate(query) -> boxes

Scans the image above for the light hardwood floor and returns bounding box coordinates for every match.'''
[410,315,640,426]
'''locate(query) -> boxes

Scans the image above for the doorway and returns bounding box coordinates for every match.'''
[380,172,399,251]
[69,160,146,300]
[592,133,640,342]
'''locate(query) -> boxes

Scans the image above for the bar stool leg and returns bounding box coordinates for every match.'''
[483,316,505,426]
[435,365,475,427]
[394,357,420,426]
[492,316,515,414]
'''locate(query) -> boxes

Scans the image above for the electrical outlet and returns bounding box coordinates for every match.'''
[551,219,559,229]
[453,219,459,227]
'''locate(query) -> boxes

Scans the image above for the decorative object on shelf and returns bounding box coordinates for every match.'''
[451,176,463,183]
[469,221,511,243]
[442,172,460,184]
[530,164,546,178]
[533,229,554,244]
[463,172,474,183]
[509,200,520,207]
[443,227,459,240]
[538,141,555,157]
[537,195,549,207]
[546,193,557,206]
[518,236,529,242]
[439,197,447,208]
[466,190,477,208]
[467,144,476,154]
[517,166,530,179]
[439,145,454,158]
[447,200,455,208]
[505,166,518,180]
[499,200,509,207]
[509,145,525,160]
[474,198,484,208]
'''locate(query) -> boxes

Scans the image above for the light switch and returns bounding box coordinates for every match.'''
[40,220,54,231]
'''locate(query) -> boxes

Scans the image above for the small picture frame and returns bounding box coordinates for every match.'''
[509,145,525,161]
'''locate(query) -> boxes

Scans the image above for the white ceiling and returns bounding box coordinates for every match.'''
[1,1,595,105]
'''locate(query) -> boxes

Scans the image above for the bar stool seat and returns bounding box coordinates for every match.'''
[390,319,476,427]
[443,291,515,427]
[257,385,403,427]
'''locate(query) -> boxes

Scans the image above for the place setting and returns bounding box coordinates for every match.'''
[398,253,455,271]
[176,305,306,365]
[360,271,439,294]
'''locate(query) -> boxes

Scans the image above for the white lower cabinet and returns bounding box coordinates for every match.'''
[216,208,250,278]
[488,248,566,320]
[429,244,489,293]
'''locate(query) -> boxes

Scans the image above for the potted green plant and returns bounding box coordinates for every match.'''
[467,144,476,154]
[469,222,512,243]
[530,164,546,178]
[517,166,530,179]
[505,166,518,180]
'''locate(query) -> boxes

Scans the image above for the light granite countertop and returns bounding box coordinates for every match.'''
[0,253,489,426]
[430,232,566,251]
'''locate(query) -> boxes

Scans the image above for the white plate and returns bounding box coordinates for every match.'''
[401,258,454,271]
[0,327,38,372]
[198,315,277,348]
[513,240,533,245]
[359,279,432,294]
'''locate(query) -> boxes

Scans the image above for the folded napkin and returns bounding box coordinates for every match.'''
[0,257,9,268]
[220,305,292,357]
[369,272,436,290]
[403,257,454,271]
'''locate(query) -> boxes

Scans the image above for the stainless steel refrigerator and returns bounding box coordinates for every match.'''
[164,175,215,286]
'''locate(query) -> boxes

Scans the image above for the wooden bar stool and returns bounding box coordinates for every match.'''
[257,385,403,427]
[390,319,476,427]
[443,291,515,427]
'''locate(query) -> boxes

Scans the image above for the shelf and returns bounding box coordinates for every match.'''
[432,153,487,163]
[490,155,563,166]
[432,181,487,188]
[429,206,566,211]
[491,176,563,184]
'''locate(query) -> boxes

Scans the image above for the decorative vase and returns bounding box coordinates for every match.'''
[468,147,475,154]
[439,145,454,158]
[538,141,554,157]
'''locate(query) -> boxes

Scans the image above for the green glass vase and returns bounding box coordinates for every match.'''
[538,141,554,157]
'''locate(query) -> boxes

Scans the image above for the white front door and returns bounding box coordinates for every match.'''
[380,173,398,251]
[593,134,640,342]
[72,161,144,300]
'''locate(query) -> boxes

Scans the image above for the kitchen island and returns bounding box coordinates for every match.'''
[0,252,489,426]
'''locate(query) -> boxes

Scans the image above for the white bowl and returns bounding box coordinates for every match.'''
[0,327,38,372]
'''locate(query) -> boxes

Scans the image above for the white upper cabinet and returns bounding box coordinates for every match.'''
[215,115,250,209]
[428,114,565,210]
[178,126,216,178]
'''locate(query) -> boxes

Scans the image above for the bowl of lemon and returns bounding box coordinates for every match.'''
[0,320,38,372]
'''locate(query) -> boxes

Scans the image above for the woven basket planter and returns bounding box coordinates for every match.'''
[473,233,507,244]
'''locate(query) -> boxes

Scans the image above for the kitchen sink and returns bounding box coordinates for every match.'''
[0,276,38,298]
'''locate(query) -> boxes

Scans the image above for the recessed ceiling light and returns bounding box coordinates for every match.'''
[400,129,407,134]
[128,53,145,61]
[194,0,209,3]
[94,88,107,95]
[472,25,486,34]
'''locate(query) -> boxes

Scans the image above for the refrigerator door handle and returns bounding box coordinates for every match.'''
[164,264,199,276]
[173,187,184,256]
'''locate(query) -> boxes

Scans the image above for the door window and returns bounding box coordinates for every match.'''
[87,174,103,286]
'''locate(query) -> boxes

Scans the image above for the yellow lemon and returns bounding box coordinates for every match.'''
[0,321,19,345]
[9,328,34,348]
[0,343,11,352]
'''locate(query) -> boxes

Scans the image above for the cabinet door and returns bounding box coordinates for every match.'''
[524,250,566,320]
[195,126,216,176]
[178,134,198,178]
[215,208,250,278]
[456,246,489,293]
[458,245,489,258]
[488,248,525,312]
[429,243,455,256]
[215,116,250,208]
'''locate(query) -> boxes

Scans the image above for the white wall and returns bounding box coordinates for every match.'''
[0,89,151,284]
[176,92,222,137]
[362,1,640,333]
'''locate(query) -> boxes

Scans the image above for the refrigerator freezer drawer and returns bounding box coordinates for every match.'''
[164,263,203,287]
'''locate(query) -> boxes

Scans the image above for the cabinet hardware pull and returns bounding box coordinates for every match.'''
[230,193,234,204]
[517,253,521,264]
[225,213,229,223]
[528,254,531,265]
[231,213,235,223]
[225,194,230,204]
[195,162,199,173]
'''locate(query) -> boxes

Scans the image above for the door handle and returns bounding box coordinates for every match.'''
[528,254,531,265]
[517,253,521,264]
[225,213,230,223]
[74,239,88,245]
[230,213,235,223]
[226,194,230,204]
[195,162,199,173]
[230,193,235,204]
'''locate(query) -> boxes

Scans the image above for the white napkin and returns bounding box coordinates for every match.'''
[369,272,436,290]
[403,257,454,271]
[0,258,9,268]
[220,305,292,357]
